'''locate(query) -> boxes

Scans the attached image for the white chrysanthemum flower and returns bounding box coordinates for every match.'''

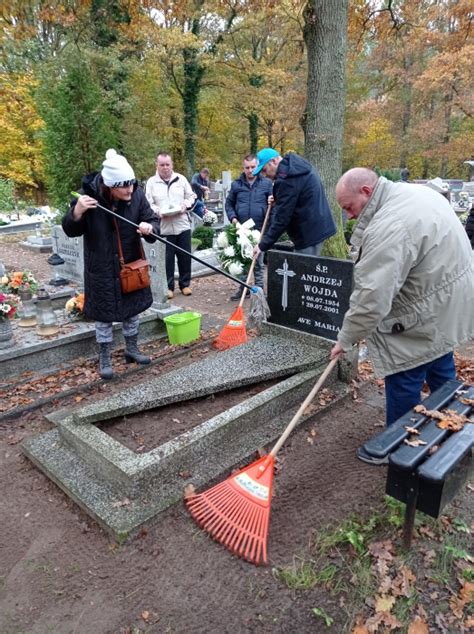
[216,232,229,248]
[1,303,11,314]
[241,243,254,259]
[251,230,261,242]
[223,245,235,257]
[229,262,244,276]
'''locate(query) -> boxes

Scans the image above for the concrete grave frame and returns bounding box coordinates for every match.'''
[23,323,357,541]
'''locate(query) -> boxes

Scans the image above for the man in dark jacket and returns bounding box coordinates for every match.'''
[225,154,273,298]
[252,148,336,258]
[63,149,160,380]
[466,205,474,248]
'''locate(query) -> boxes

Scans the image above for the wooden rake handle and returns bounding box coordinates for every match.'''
[268,357,339,459]
[238,200,273,308]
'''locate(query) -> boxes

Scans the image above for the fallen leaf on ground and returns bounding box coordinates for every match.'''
[419,525,437,539]
[392,566,416,597]
[351,615,369,634]
[375,595,396,613]
[404,426,419,434]
[459,581,474,605]
[364,611,402,631]
[183,483,196,498]
[407,615,429,634]
[112,498,131,508]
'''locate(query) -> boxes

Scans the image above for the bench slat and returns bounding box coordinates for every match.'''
[417,424,474,483]
[363,380,463,458]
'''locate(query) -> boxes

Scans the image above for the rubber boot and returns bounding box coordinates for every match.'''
[98,342,114,380]
[124,334,151,365]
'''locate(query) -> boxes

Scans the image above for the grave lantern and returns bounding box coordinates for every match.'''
[35,287,59,336]
[47,252,69,286]
[18,288,37,327]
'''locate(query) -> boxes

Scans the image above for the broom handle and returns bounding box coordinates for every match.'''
[71,192,255,291]
[238,200,273,308]
[261,357,339,469]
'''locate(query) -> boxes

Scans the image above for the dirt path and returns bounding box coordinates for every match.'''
[1,242,472,633]
[1,379,389,634]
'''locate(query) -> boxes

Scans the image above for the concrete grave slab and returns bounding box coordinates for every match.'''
[22,323,352,540]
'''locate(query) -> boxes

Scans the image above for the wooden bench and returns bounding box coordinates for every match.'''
[362,379,473,548]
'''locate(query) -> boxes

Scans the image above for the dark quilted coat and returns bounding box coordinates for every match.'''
[225,173,273,230]
[259,153,336,251]
[62,172,160,323]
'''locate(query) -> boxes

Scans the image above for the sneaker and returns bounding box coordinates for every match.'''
[230,290,243,301]
[356,446,389,465]
[181,287,192,296]
[167,290,174,300]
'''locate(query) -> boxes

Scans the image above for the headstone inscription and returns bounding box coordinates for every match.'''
[142,240,168,308]
[50,225,84,284]
[267,251,354,341]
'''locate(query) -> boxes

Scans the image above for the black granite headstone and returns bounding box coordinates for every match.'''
[267,251,354,341]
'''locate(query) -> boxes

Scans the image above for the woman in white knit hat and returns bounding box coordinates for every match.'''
[62,149,161,380]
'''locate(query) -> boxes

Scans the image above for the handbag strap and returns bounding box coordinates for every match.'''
[112,217,145,266]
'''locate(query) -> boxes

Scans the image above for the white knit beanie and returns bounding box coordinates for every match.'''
[101,149,135,187]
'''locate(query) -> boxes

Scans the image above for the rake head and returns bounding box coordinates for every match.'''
[186,455,275,566]
[213,306,247,351]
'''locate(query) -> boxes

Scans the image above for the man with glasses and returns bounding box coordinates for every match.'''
[252,148,336,260]
[225,154,273,299]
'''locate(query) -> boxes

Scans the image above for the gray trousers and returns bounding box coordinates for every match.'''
[294,242,323,256]
[239,252,265,290]
[95,314,139,343]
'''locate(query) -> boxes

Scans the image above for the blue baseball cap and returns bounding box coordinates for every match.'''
[252,148,280,176]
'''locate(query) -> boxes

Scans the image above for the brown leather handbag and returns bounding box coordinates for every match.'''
[113,218,150,294]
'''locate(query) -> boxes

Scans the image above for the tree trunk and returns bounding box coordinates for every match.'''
[247,113,259,154]
[182,9,204,179]
[303,0,348,258]
[440,89,453,178]
[183,41,203,178]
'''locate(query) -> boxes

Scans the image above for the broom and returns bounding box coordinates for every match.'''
[186,356,338,565]
[71,192,270,328]
[213,202,272,350]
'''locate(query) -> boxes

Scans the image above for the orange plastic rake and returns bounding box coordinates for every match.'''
[186,357,338,565]
[213,202,273,351]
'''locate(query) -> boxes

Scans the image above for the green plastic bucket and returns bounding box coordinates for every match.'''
[163,311,202,345]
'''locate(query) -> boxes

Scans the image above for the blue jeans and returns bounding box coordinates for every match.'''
[384,352,456,426]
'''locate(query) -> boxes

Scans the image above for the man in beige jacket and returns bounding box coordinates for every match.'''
[331,168,473,463]
[145,153,196,299]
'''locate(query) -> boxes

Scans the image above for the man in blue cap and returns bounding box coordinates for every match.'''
[252,148,336,258]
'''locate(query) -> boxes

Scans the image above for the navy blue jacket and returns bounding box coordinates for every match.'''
[62,172,160,323]
[466,207,474,248]
[225,174,273,230]
[259,153,336,251]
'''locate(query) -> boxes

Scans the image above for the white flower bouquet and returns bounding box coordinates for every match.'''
[215,220,260,277]
[202,209,218,226]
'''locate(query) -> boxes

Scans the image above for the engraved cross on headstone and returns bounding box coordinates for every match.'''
[51,231,59,254]
[276,259,296,311]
